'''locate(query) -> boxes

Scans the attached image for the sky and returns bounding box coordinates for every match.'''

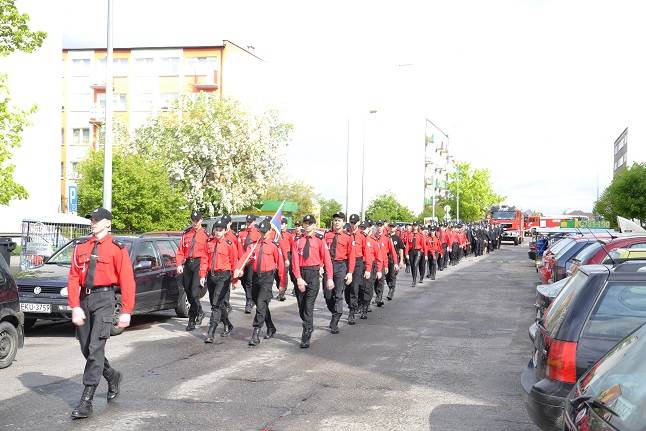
[59,0,646,216]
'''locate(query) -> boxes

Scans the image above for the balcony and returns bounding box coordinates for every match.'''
[192,70,219,92]
[89,106,105,125]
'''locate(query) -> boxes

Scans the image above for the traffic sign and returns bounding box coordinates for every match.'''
[68,185,78,213]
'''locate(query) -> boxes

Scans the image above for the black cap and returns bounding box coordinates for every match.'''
[221,215,232,224]
[303,214,316,224]
[366,219,374,227]
[190,210,202,221]
[88,207,112,221]
[349,214,360,224]
[358,221,367,228]
[212,219,227,230]
[281,217,288,224]
[412,221,419,226]
[246,214,257,223]
[376,220,384,226]
[294,221,302,227]
[344,222,351,230]
[257,220,271,234]
[332,212,346,220]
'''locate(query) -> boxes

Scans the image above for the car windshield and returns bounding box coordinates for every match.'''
[544,270,590,335]
[578,324,646,428]
[554,239,580,260]
[491,211,515,220]
[46,238,133,264]
[574,241,603,264]
[549,238,574,256]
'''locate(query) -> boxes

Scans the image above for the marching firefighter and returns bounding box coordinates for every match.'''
[405,222,426,285]
[238,215,262,313]
[67,207,135,419]
[346,214,371,325]
[386,223,404,300]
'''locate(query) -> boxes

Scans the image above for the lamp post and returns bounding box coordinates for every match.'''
[102,0,114,210]
[360,109,378,220]
[424,118,449,222]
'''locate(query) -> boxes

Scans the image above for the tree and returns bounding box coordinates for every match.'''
[319,197,343,228]
[262,180,317,221]
[0,0,46,205]
[130,94,292,216]
[594,163,646,226]
[365,194,415,222]
[77,149,189,232]
[438,162,504,222]
[417,205,446,224]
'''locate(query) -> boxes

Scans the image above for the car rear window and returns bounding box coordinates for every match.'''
[554,240,579,260]
[581,282,646,339]
[544,270,590,335]
[574,241,603,264]
[549,238,574,256]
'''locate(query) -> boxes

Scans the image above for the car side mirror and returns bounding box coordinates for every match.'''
[134,260,153,271]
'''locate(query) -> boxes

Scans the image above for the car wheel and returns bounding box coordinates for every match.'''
[0,321,19,369]
[175,288,190,318]
[23,318,37,331]
[110,300,125,336]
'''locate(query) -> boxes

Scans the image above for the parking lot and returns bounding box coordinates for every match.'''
[1,244,540,431]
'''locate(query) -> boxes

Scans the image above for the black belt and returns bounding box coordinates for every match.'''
[81,285,115,295]
[301,266,319,271]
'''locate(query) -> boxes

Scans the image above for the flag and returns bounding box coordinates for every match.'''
[270,200,285,242]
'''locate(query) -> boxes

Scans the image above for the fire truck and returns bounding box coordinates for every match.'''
[488,205,525,245]
[524,214,590,235]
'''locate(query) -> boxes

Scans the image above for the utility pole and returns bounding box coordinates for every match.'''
[102,0,114,210]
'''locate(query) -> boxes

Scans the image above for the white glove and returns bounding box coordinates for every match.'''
[177,264,184,274]
[326,279,335,290]
[199,277,206,287]
[117,313,131,328]
[233,280,242,290]
[344,273,353,285]
[364,271,371,279]
[71,307,86,326]
[376,271,383,279]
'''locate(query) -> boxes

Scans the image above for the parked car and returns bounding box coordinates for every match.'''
[552,238,609,283]
[539,236,579,283]
[0,254,25,369]
[14,234,189,335]
[564,323,646,430]
[568,236,646,276]
[202,215,248,234]
[521,261,646,430]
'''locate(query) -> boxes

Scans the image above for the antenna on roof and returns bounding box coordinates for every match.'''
[587,228,616,267]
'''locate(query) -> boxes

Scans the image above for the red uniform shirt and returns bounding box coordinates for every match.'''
[67,235,136,314]
[236,239,287,288]
[239,225,262,252]
[428,235,442,255]
[225,229,242,259]
[176,226,209,265]
[364,233,384,272]
[405,232,427,254]
[203,237,239,279]
[440,228,450,245]
[348,228,373,270]
[324,229,356,273]
[291,233,333,281]
[373,233,397,263]
[278,230,294,259]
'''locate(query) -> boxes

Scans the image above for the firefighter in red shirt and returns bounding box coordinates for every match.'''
[360,221,383,319]
[419,226,430,280]
[238,215,262,313]
[386,223,404,300]
[402,224,412,272]
[203,219,238,343]
[275,217,293,301]
[323,212,355,334]
[67,207,135,419]
[176,210,209,331]
[291,214,333,348]
[372,221,397,307]
[405,222,426,286]
[220,214,241,315]
[346,213,370,324]
[439,224,450,270]
[234,220,287,346]
[427,227,442,280]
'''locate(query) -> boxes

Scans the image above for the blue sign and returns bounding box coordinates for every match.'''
[68,185,78,213]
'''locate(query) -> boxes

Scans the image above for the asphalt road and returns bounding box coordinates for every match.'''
[1,243,540,431]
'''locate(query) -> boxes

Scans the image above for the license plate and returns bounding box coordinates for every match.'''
[20,303,51,313]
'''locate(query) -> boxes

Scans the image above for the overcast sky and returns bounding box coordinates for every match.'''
[62,0,646,216]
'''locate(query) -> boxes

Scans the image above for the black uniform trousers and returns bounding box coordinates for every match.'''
[252,271,275,329]
[324,260,347,318]
[409,250,422,283]
[418,250,427,279]
[242,265,254,303]
[386,256,398,299]
[441,244,449,269]
[182,258,203,318]
[345,257,364,312]
[77,289,116,387]
[451,243,460,264]
[207,270,231,327]
[373,262,385,302]
[427,252,437,279]
[296,267,320,331]
[360,262,376,307]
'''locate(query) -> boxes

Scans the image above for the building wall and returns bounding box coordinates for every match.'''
[220,41,267,113]
[0,1,62,233]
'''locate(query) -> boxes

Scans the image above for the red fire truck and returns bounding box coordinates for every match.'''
[524,214,590,235]
[488,205,525,245]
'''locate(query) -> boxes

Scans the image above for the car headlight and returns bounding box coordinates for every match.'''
[60,287,68,297]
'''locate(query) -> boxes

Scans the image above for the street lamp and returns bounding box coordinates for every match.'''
[103,0,114,210]
[360,109,378,220]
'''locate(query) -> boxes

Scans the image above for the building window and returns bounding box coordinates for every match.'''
[61,162,64,178]
[159,92,178,109]
[71,58,91,76]
[70,162,79,179]
[72,128,90,146]
[113,58,129,76]
[98,93,127,111]
[159,57,180,76]
[186,56,218,77]
[134,93,153,111]
[135,58,154,76]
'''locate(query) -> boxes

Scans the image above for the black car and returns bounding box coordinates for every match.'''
[15,235,189,335]
[0,255,25,369]
[521,261,646,430]
[564,323,646,430]
[552,238,601,283]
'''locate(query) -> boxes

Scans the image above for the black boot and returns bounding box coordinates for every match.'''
[300,328,312,348]
[248,327,261,346]
[71,385,96,419]
[265,326,276,339]
[347,311,356,325]
[330,315,341,334]
[277,292,286,301]
[244,299,253,314]
[204,323,217,343]
[195,310,205,326]
[386,289,394,300]
[186,316,196,331]
[106,369,122,402]
[225,302,232,313]
[360,305,368,320]
[221,321,233,337]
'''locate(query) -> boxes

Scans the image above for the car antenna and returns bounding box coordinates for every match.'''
[587,227,616,266]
